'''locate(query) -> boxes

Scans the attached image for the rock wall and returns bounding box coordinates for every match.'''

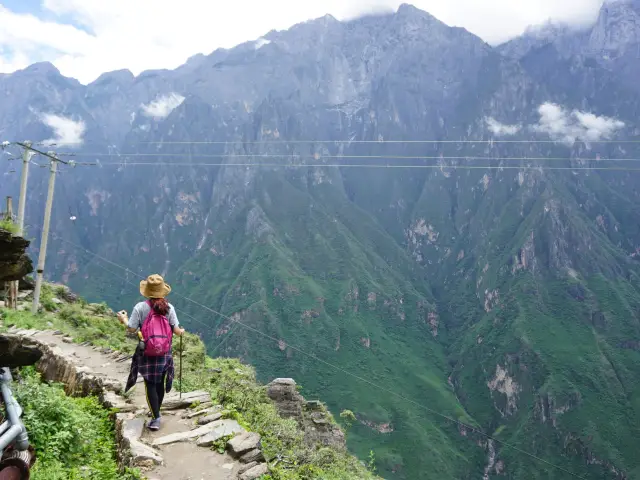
[266,378,346,449]
[0,330,122,396]
[0,229,33,283]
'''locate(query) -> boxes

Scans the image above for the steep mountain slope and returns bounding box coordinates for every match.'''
[1,3,640,479]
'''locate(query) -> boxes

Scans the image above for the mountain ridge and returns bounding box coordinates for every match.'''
[1,2,640,479]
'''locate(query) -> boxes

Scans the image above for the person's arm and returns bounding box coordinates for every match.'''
[169,306,185,336]
[117,308,139,334]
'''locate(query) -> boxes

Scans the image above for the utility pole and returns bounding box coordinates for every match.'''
[16,142,33,235]
[31,154,58,314]
[7,142,34,310]
[4,197,17,309]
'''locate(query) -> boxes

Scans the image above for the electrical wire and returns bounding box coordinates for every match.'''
[48,234,214,368]
[56,153,640,163]
[121,139,640,145]
[90,161,640,172]
[49,234,589,479]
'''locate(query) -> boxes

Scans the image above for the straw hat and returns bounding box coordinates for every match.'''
[140,274,171,298]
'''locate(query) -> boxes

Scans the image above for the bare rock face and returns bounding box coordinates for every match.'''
[0,334,43,368]
[266,378,345,449]
[266,378,303,418]
[0,230,33,282]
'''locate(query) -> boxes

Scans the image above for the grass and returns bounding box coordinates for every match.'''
[1,285,378,480]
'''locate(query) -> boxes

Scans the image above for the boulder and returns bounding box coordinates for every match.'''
[0,335,43,368]
[239,463,269,480]
[101,390,137,412]
[266,378,303,419]
[0,230,33,282]
[228,432,261,456]
[194,420,246,447]
[196,412,223,425]
[239,449,264,464]
[238,462,258,474]
[267,378,346,449]
[161,390,211,410]
[48,283,78,303]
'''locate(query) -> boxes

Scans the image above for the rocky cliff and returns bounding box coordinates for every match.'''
[1,3,640,479]
[0,229,32,283]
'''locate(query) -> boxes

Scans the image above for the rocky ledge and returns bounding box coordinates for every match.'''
[0,229,33,283]
[267,378,345,449]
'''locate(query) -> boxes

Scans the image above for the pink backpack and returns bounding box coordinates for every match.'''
[141,300,173,357]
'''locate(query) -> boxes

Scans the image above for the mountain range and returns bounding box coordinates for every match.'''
[2,2,640,478]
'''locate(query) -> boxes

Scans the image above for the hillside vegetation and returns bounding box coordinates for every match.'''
[0,284,377,480]
[2,3,640,478]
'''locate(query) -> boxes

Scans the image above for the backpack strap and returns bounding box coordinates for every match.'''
[141,300,154,328]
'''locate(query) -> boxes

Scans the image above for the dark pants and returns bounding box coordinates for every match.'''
[144,373,166,419]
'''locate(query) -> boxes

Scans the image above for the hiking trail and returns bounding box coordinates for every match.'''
[2,327,269,480]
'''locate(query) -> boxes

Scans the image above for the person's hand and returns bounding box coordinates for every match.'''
[175,327,185,336]
[116,310,128,324]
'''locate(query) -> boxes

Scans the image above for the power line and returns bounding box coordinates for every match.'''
[47,232,218,363]
[49,234,588,479]
[56,152,640,163]
[91,161,640,172]
[115,139,640,145]
[57,236,240,353]
[15,142,70,166]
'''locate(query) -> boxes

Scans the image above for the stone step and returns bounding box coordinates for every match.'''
[153,419,244,447]
[196,412,223,425]
[161,390,211,410]
[239,463,269,480]
[116,415,163,468]
[228,432,261,457]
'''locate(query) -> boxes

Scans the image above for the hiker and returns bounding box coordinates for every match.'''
[116,274,185,431]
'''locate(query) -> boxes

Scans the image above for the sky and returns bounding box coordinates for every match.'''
[0,0,606,84]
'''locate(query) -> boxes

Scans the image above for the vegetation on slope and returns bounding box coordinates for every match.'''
[0,284,377,480]
[0,219,18,234]
[14,367,141,480]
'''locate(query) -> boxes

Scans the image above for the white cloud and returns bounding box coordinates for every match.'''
[0,1,606,84]
[254,38,272,50]
[533,102,625,144]
[40,113,86,147]
[485,117,521,136]
[141,93,185,120]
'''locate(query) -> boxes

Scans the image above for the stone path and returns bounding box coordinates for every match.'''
[3,328,269,480]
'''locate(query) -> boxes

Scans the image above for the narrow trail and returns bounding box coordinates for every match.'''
[4,327,267,480]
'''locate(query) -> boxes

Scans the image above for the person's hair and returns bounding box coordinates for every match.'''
[149,297,170,316]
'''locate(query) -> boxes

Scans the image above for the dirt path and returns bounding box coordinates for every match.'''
[6,328,266,480]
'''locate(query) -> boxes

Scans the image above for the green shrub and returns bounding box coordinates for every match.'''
[13,367,141,480]
[0,218,18,234]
